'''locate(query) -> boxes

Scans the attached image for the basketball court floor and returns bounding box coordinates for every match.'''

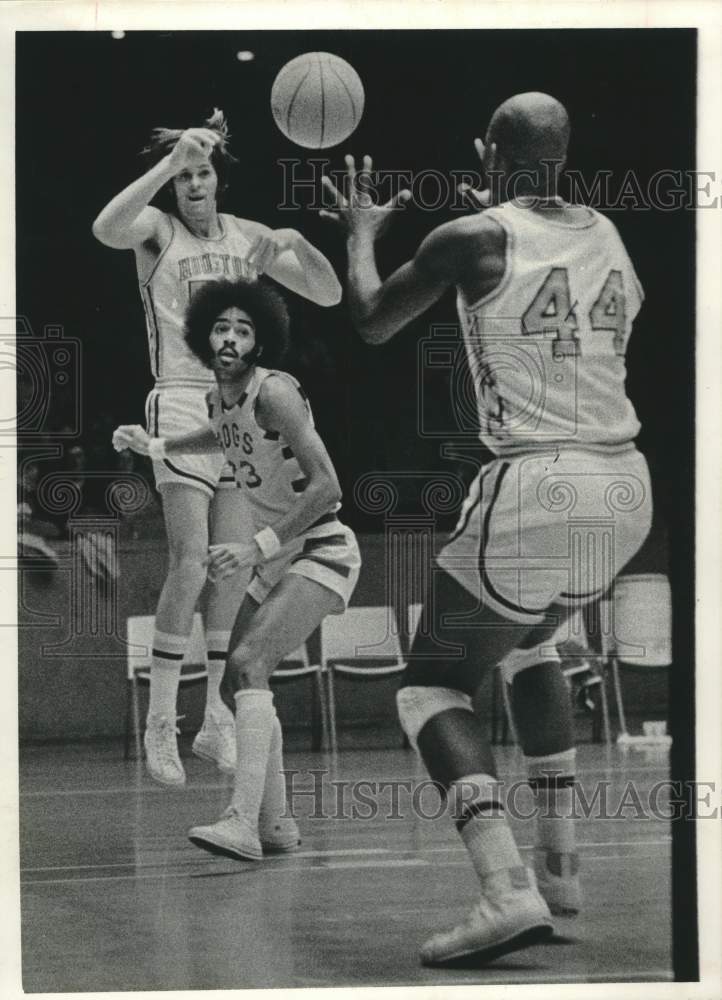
[20,740,672,992]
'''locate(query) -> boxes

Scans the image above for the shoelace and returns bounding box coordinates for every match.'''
[148,716,184,766]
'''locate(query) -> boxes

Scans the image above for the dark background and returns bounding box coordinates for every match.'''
[16,29,695,532]
[16,29,697,978]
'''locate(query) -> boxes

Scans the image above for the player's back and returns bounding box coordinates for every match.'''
[457,202,644,454]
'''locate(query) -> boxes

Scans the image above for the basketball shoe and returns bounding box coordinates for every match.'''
[144,713,185,787]
[420,867,553,966]
[259,815,301,853]
[534,848,582,915]
[191,708,236,774]
[188,806,263,861]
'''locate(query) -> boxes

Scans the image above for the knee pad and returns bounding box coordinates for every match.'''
[499,645,561,685]
[396,685,473,751]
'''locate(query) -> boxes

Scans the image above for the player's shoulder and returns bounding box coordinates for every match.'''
[424,213,505,253]
[416,213,505,279]
[224,215,271,238]
[256,369,307,421]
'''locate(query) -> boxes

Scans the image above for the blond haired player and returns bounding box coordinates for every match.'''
[323,93,652,965]
[114,277,360,859]
[93,110,341,786]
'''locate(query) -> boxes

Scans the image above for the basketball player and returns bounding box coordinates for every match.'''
[93,110,341,786]
[322,93,652,964]
[113,277,360,858]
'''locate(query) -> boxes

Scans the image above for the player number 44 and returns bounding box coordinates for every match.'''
[522,267,627,358]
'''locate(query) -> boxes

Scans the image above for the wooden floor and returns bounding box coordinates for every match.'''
[19,737,672,992]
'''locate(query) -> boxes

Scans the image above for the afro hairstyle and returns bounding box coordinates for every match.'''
[140,108,238,215]
[184,277,290,370]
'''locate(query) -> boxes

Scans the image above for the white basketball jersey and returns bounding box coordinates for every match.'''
[138,213,257,388]
[206,367,340,527]
[457,203,644,454]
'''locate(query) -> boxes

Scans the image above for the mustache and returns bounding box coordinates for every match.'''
[216,344,240,359]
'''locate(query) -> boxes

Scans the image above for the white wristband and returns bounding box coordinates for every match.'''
[148,437,167,461]
[254,526,281,560]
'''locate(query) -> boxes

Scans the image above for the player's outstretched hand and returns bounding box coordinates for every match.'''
[246,228,299,276]
[320,155,411,240]
[112,424,151,456]
[207,541,260,582]
[457,138,493,212]
[166,128,220,173]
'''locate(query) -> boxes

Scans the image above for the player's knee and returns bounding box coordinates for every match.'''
[226,636,270,688]
[499,645,561,685]
[167,544,206,571]
[396,685,473,751]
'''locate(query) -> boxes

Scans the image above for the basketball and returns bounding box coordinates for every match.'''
[271,52,365,149]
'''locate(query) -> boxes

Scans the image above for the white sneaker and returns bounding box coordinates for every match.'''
[144,714,185,787]
[260,816,301,853]
[192,709,236,774]
[534,848,582,915]
[188,807,263,861]
[420,867,554,967]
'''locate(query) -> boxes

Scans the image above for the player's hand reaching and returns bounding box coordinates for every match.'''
[166,128,220,173]
[246,228,300,276]
[112,424,152,456]
[320,155,411,240]
[457,138,494,212]
[207,541,261,582]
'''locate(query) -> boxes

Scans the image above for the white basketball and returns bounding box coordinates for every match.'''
[271,52,365,149]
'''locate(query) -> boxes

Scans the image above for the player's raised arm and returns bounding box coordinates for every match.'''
[92,128,220,249]
[239,221,342,307]
[321,155,458,344]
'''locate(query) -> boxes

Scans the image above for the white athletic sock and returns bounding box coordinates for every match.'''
[147,629,187,720]
[259,715,288,833]
[231,690,276,826]
[450,772,525,883]
[526,749,577,857]
[204,629,231,718]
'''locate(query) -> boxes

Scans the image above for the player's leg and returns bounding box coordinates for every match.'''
[189,573,343,861]
[192,486,253,774]
[399,568,553,966]
[144,482,211,786]
[499,604,580,915]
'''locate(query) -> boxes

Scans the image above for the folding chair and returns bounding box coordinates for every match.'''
[269,641,328,751]
[321,606,406,751]
[125,613,207,760]
[605,574,672,745]
[556,606,612,746]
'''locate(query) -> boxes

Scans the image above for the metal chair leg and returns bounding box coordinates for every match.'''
[311,670,329,751]
[129,674,143,761]
[500,674,519,746]
[598,664,612,746]
[325,668,338,752]
[124,679,132,760]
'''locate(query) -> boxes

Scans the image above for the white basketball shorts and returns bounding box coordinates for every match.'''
[145,386,235,498]
[436,446,653,625]
[248,513,361,613]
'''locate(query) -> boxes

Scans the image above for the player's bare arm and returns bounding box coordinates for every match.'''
[91,128,220,250]
[321,155,503,344]
[112,423,220,458]
[238,218,342,307]
[255,376,341,543]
